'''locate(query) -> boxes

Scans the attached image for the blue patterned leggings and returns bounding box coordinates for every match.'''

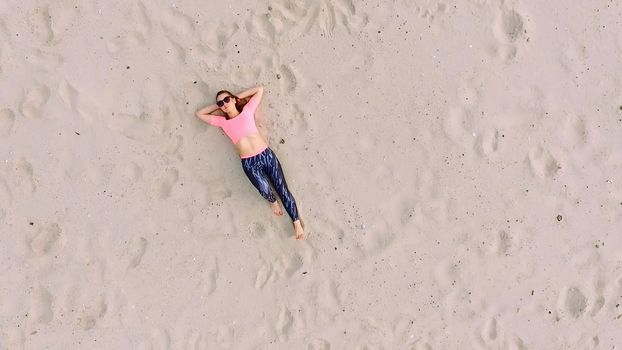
[241,148,299,222]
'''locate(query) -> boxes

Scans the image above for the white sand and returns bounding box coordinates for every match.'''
[1,0,622,348]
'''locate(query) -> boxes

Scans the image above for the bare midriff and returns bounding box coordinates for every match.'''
[235,132,268,157]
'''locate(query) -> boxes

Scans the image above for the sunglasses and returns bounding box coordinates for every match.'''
[216,96,233,107]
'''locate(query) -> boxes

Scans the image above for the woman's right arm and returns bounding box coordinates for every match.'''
[195,103,222,124]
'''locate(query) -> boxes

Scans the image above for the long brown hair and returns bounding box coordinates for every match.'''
[216,90,248,118]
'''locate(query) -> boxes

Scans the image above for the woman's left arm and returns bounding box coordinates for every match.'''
[235,85,264,101]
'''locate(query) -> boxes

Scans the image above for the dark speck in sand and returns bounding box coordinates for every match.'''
[302,271,307,274]
[556,215,562,221]
[29,222,34,226]
[75,131,80,135]
[280,138,285,144]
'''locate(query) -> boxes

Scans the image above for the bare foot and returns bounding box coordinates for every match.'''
[293,219,304,240]
[270,201,283,216]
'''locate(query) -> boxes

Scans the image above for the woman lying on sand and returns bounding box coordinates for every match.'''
[195,86,304,240]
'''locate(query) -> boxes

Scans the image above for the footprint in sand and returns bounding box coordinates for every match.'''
[200,22,239,51]
[317,279,344,315]
[163,134,184,161]
[528,145,560,179]
[399,199,417,226]
[307,338,331,350]
[29,6,53,43]
[82,162,114,187]
[77,296,107,330]
[255,260,274,289]
[475,316,528,349]
[163,37,186,65]
[161,7,195,39]
[146,327,171,350]
[231,63,263,87]
[308,0,368,37]
[248,221,267,239]
[269,103,310,139]
[481,317,499,343]
[358,222,395,254]
[120,162,143,182]
[132,1,152,34]
[557,286,587,319]
[589,295,604,317]
[126,236,148,271]
[336,0,369,32]
[275,305,294,342]
[246,12,277,45]
[28,3,80,44]
[183,328,209,349]
[408,1,448,23]
[201,257,219,296]
[153,168,179,199]
[457,85,480,108]
[2,326,25,349]
[255,250,303,288]
[581,336,600,350]
[58,79,100,123]
[475,129,500,159]
[47,1,80,43]
[107,1,151,54]
[20,85,50,119]
[492,229,512,255]
[0,108,15,137]
[409,341,433,350]
[29,223,62,256]
[277,64,298,94]
[265,0,367,40]
[491,6,530,62]
[106,31,146,55]
[316,1,337,38]
[290,103,311,132]
[274,251,304,278]
[561,113,588,149]
[253,3,306,42]
[0,179,12,211]
[560,41,588,75]
[29,286,54,324]
[177,204,193,223]
[215,324,234,348]
[0,19,9,73]
[434,259,460,289]
[107,111,163,144]
[0,17,9,41]
[443,106,474,146]
[10,157,36,195]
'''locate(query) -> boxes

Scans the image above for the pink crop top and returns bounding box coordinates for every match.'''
[208,94,260,144]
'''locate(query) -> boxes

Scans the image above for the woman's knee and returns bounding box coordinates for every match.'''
[257,184,276,202]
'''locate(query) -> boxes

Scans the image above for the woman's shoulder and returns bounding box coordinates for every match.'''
[240,105,255,116]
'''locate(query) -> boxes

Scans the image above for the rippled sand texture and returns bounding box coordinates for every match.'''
[1,0,621,349]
